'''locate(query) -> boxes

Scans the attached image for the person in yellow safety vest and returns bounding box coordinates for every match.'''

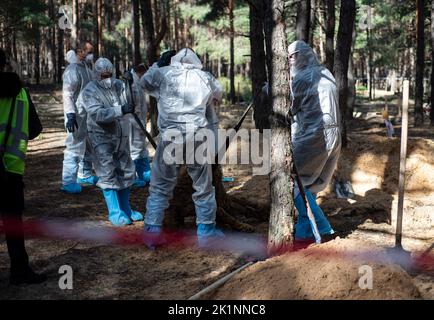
[0,49,46,285]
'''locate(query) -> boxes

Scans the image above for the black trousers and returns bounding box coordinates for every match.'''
[0,171,29,272]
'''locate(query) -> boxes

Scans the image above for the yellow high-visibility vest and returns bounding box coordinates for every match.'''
[0,88,29,175]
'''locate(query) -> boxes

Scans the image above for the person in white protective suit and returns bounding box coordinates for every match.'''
[128,64,151,188]
[139,48,224,248]
[61,42,98,194]
[66,50,79,65]
[77,57,143,226]
[288,40,341,240]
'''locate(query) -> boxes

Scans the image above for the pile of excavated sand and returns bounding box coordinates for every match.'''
[209,238,421,300]
[319,135,434,237]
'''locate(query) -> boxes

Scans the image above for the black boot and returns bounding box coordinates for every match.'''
[10,265,47,285]
[3,212,47,285]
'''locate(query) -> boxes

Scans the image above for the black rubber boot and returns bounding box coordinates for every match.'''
[10,265,47,285]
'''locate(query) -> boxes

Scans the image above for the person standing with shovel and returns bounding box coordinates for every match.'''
[288,40,340,241]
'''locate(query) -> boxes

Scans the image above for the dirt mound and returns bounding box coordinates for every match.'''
[333,134,434,196]
[209,238,421,300]
[318,134,434,237]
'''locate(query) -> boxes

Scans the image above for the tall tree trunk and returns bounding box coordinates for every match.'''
[165,0,171,49]
[174,0,180,50]
[104,0,112,33]
[45,27,55,82]
[249,0,270,130]
[48,0,57,83]
[309,0,316,46]
[71,0,79,48]
[324,0,335,73]
[132,0,141,65]
[93,0,100,57]
[296,0,311,42]
[367,27,373,100]
[41,33,46,79]
[141,0,158,136]
[98,0,102,56]
[140,0,167,137]
[265,0,295,254]
[153,0,160,35]
[12,32,17,62]
[113,1,122,75]
[229,0,236,104]
[140,0,156,63]
[4,32,12,59]
[103,0,112,60]
[415,0,425,125]
[431,0,434,125]
[57,20,64,84]
[318,10,326,62]
[34,30,41,85]
[334,0,356,148]
[347,24,357,120]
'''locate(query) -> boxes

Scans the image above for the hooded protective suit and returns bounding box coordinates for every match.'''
[140,49,222,132]
[140,48,223,241]
[66,50,79,64]
[78,59,135,190]
[128,69,151,187]
[129,69,149,161]
[61,54,96,192]
[288,40,341,196]
[288,40,340,240]
[77,58,142,226]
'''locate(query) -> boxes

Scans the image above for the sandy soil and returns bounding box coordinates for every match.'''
[209,237,423,300]
[209,95,434,300]
[0,88,433,299]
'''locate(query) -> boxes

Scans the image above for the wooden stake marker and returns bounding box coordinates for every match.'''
[395,80,409,247]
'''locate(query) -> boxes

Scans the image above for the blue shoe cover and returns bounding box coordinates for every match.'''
[117,188,143,221]
[134,157,151,184]
[61,183,82,194]
[145,225,161,233]
[132,179,146,188]
[197,223,225,248]
[102,189,132,226]
[131,211,144,221]
[77,175,99,185]
[294,190,334,240]
[143,224,164,249]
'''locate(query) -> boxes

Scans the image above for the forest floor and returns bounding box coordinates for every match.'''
[0,88,433,299]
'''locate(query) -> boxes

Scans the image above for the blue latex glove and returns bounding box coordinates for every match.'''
[66,113,78,133]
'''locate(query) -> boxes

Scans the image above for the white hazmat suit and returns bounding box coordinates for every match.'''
[77,58,142,226]
[61,53,96,193]
[139,48,223,246]
[128,69,151,187]
[289,40,341,195]
[288,40,340,240]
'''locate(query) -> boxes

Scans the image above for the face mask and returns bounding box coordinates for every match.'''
[86,54,94,62]
[289,53,297,67]
[99,77,112,89]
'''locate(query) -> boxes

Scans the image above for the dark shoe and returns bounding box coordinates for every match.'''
[321,232,340,242]
[10,267,47,285]
[143,225,166,250]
